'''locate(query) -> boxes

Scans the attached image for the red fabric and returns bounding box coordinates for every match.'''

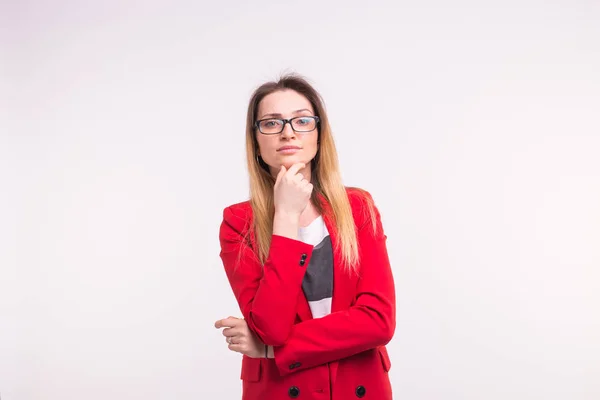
[219,188,396,400]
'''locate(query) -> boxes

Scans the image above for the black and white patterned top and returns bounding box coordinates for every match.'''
[297,215,333,319]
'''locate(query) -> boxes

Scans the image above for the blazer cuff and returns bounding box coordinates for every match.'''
[267,234,315,270]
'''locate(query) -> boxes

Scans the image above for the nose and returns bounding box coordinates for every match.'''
[280,121,296,138]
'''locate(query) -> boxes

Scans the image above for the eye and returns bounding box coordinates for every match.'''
[296,117,311,125]
[261,119,282,128]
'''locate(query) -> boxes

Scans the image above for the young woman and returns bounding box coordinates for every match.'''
[214,74,396,400]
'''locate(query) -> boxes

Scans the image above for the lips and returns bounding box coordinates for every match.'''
[277,146,301,151]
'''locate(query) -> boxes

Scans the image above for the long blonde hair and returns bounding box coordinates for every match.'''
[243,73,376,273]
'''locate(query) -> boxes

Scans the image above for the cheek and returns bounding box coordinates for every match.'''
[256,136,276,154]
[305,135,319,150]
[255,134,266,148]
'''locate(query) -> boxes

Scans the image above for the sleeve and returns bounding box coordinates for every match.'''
[272,192,396,376]
[219,206,315,346]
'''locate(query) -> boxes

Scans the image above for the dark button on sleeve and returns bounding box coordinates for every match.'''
[299,259,305,266]
[288,361,301,370]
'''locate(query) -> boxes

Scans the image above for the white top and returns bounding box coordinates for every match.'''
[297,216,333,319]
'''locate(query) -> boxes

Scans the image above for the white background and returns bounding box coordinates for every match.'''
[1,0,599,399]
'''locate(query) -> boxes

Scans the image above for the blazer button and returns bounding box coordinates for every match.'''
[299,259,306,266]
[288,386,300,398]
[291,361,301,369]
[355,385,366,398]
[301,253,307,260]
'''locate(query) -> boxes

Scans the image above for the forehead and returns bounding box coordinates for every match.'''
[258,89,314,116]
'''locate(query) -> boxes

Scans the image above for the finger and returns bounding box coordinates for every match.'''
[292,173,307,185]
[215,317,232,329]
[303,179,314,192]
[228,343,244,353]
[214,316,240,329]
[222,327,241,337]
[285,163,306,178]
[230,335,248,345]
[228,335,248,346]
[275,165,286,185]
[226,336,239,345]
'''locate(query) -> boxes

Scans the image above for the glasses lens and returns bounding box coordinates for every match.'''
[291,117,316,132]
[258,119,283,134]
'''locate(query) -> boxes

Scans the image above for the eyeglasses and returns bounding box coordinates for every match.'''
[255,116,320,135]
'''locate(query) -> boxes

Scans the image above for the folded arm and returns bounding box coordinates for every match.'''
[272,195,396,376]
[219,206,314,346]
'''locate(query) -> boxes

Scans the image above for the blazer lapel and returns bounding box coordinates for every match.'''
[316,192,350,385]
[317,192,355,314]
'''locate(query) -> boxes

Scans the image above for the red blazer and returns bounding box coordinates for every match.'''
[219,187,396,400]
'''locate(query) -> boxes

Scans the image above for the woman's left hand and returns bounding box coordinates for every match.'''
[214,316,265,358]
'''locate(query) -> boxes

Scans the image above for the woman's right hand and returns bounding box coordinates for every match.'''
[273,163,313,218]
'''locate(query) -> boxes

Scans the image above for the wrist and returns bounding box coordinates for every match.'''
[273,213,300,240]
[274,211,300,224]
[267,345,274,359]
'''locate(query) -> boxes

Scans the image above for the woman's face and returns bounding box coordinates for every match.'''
[255,89,319,178]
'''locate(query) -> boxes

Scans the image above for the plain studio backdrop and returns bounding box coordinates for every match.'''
[1,0,599,399]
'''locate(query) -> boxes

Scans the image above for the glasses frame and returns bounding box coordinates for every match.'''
[255,116,320,135]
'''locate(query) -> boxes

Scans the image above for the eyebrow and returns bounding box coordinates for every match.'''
[259,109,313,119]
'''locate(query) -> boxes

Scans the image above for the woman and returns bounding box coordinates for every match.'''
[214,73,396,400]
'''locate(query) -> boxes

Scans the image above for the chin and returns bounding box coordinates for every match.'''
[281,158,304,168]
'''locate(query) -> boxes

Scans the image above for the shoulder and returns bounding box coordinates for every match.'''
[344,186,379,228]
[220,199,252,235]
[345,186,375,208]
